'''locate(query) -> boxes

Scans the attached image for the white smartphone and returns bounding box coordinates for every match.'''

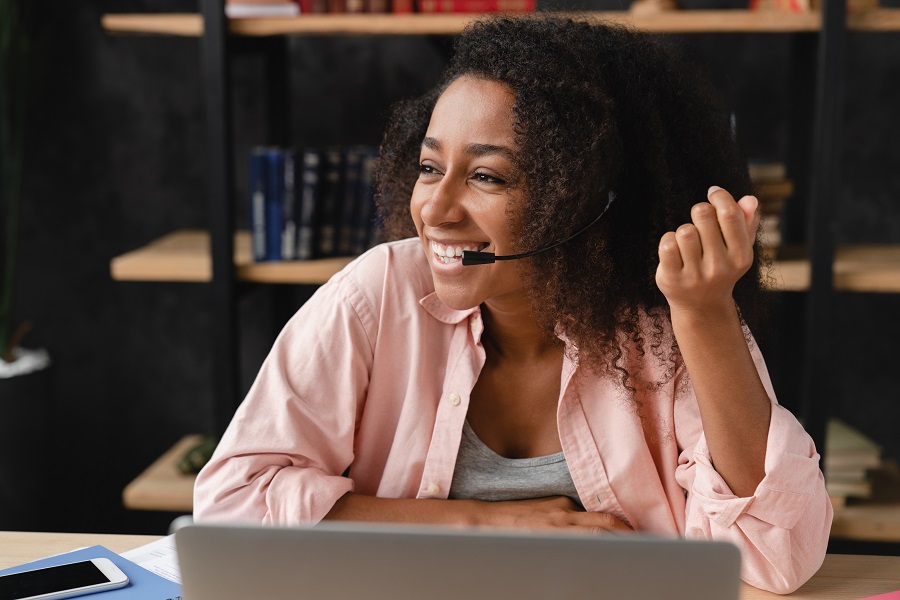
[0,558,129,600]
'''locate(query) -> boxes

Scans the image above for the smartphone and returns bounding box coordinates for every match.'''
[0,558,129,600]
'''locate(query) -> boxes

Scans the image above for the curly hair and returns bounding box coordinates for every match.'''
[375,14,767,388]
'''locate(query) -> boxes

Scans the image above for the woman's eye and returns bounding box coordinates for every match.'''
[474,172,507,186]
[417,163,439,176]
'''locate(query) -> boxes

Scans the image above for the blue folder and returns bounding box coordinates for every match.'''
[0,544,182,599]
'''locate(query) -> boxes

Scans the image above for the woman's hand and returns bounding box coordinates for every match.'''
[325,493,632,535]
[477,496,632,534]
[655,186,759,314]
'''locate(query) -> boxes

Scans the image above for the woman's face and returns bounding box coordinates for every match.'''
[410,75,527,312]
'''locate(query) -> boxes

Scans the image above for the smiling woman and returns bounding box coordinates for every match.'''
[193,14,832,595]
[411,76,524,312]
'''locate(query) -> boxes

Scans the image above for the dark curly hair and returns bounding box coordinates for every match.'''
[375,14,768,388]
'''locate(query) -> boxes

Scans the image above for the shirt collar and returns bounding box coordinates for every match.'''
[418,292,579,363]
[418,292,480,325]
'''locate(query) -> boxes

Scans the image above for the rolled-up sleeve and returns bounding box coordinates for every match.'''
[193,269,376,526]
[674,343,833,594]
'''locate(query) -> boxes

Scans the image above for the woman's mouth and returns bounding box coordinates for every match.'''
[430,240,489,264]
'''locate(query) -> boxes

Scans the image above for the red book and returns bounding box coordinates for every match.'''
[417,0,534,11]
[391,0,414,12]
[298,0,328,12]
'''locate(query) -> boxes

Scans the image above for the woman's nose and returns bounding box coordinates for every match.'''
[419,174,467,227]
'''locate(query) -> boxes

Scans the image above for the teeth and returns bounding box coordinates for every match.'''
[430,240,484,262]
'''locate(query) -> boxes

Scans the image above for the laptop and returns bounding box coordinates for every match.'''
[175,521,741,600]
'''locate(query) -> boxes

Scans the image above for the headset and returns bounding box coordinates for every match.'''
[461,190,617,266]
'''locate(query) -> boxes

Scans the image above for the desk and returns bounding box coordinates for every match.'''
[2,531,900,599]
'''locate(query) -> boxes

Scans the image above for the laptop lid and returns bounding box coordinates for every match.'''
[176,522,741,600]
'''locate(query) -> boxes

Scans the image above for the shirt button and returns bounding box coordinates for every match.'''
[426,483,440,494]
[448,393,461,406]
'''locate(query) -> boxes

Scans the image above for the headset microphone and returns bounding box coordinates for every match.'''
[461,190,617,266]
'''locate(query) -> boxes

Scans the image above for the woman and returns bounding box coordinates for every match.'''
[194,15,831,593]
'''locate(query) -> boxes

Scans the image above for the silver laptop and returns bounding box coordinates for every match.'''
[176,522,741,600]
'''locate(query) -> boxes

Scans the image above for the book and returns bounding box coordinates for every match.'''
[823,418,882,501]
[353,147,378,255]
[0,545,183,600]
[280,149,297,261]
[225,2,300,17]
[338,147,364,256]
[265,148,286,262]
[249,147,269,262]
[297,0,329,12]
[825,478,873,499]
[317,147,344,258]
[747,160,787,182]
[417,0,535,11]
[296,148,321,261]
[824,418,882,472]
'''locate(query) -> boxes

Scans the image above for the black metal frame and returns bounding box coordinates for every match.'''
[802,0,847,461]
[200,0,238,436]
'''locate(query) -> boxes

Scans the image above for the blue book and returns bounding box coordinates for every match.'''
[0,545,182,600]
[248,147,268,262]
[264,148,285,262]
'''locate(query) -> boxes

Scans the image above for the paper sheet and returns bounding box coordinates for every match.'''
[120,534,181,585]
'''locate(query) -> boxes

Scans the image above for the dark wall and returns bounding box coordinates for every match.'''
[9,0,900,534]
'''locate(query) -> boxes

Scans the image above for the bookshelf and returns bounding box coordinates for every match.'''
[101,11,819,36]
[100,10,900,36]
[103,3,900,541]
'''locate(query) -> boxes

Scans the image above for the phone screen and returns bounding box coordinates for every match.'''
[0,561,112,600]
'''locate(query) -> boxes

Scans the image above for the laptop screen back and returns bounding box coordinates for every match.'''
[176,522,741,600]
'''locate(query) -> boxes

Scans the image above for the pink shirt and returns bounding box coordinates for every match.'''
[194,237,832,594]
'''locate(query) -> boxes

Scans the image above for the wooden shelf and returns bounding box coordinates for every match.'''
[101,10,829,37]
[110,230,354,284]
[767,244,900,293]
[848,7,900,31]
[122,434,202,512]
[111,230,900,292]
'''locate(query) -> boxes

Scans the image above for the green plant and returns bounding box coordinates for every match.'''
[0,0,31,362]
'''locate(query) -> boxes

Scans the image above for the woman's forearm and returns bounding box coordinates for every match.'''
[670,303,772,498]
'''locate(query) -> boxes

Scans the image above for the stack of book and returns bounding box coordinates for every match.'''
[225,0,300,17]
[249,145,380,263]
[748,160,792,249]
[824,418,883,507]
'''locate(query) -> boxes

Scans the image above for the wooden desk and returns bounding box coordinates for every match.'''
[2,531,899,599]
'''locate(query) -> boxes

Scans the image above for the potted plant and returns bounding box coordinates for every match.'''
[0,0,54,531]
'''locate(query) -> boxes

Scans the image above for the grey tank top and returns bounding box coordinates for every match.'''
[448,420,583,508]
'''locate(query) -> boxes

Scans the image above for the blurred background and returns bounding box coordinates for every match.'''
[2,0,899,550]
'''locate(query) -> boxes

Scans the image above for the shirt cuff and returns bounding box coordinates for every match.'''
[689,405,821,530]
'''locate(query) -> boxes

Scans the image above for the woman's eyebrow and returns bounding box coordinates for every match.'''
[422,136,441,151]
[421,137,515,162]
[466,143,515,161]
